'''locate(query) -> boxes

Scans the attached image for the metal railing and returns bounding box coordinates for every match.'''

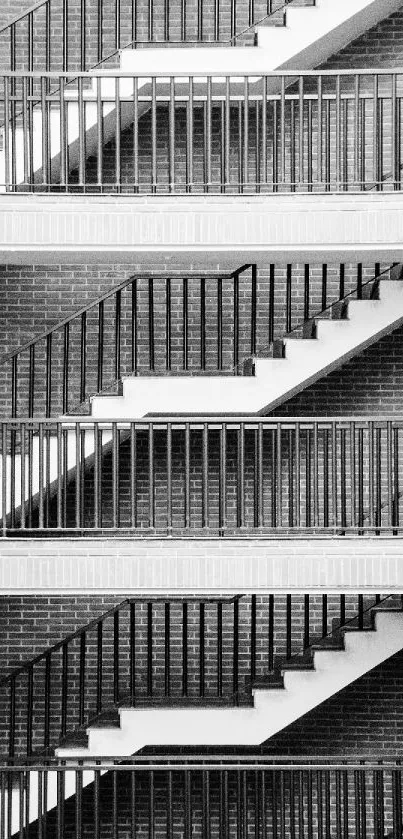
[0,592,391,758]
[1,757,402,839]
[0,0,310,77]
[2,262,388,419]
[1,417,402,536]
[1,265,256,418]
[1,68,403,193]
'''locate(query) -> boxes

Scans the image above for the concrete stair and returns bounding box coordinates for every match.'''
[91,266,403,418]
[55,606,403,757]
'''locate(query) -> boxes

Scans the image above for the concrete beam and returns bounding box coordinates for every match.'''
[0,194,403,264]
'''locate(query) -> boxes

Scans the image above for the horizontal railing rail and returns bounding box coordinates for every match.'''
[1,68,402,193]
[0,592,393,758]
[0,758,402,839]
[0,417,402,536]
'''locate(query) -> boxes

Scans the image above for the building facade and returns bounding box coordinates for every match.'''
[1,0,403,835]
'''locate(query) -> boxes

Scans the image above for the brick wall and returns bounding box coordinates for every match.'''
[265,647,403,755]
[269,324,403,417]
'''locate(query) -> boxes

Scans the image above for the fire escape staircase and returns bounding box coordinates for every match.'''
[1,595,403,832]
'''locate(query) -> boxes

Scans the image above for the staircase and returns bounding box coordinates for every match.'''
[56,605,403,756]
[91,264,403,418]
[1,595,403,831]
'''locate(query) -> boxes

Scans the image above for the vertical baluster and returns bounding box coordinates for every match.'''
[163,602,171,696]
[182,601,188,697]
[233,272,239,369]
[217,601,223,697]
[313,423,319,528]
[41,75,49,189]
[323,427,329,528]
[281,76,286,185]
[268,593,274,671]
[339,264,345,300]
[286,594,291,659]
[392,73,398,188]
[165,279,172,371]
[184,771,192,839]
[358,426,364,531]
[96,622,102,715]
[167,423,172,534]
[304,264,310,322]
[237,423,245,529]
[79,632,85,725]
[206,78,212,191]
[233,597,239,702]
[354,74,360,188]
[38,422,44,530]
[250,594,256,683]
[131,280,138,373]
[79,313,86,404]
[286,265,292,333]
[183,277,189,370]
[217,276,223,370]
[269,264,275,343]
[357,263,362,300]
[149,424,154,529]
[133,78,139,192]
[130,601,136,703]
[255,424,263,529]
[75,422,81,529]
[339,594,345,627]
[304,594,310,649]
[187,78,194,192]
[113,611,119,704]
[96,302,104,393]
[393,426,400,531]
[3,78,11,193]
[392,768,402,839]
[202,423,209,530]
[20,423,26,531]
[112,422,119,529]
[276,423,282,529]
[262,77,267,189]
[151,78,157,190]
[97,0,103,63]
[115,290,121,381]
[147,602,153,696]
[219,424,226,535]
[358,594,364,630]
[148,279,155,371]
[322,264,327,311]
[298,76,304,188]
[373,74,379,189]
[368,421,374,530]
[45,335,52,417]
[243,78,249,189]
[199,602,205,697]
[197,0,203,40]
[184,423,190,530]
[200,277,206,370]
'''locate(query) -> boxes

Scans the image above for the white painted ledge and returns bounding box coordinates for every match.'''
[1,537,403,592]
[1,194,403,263]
